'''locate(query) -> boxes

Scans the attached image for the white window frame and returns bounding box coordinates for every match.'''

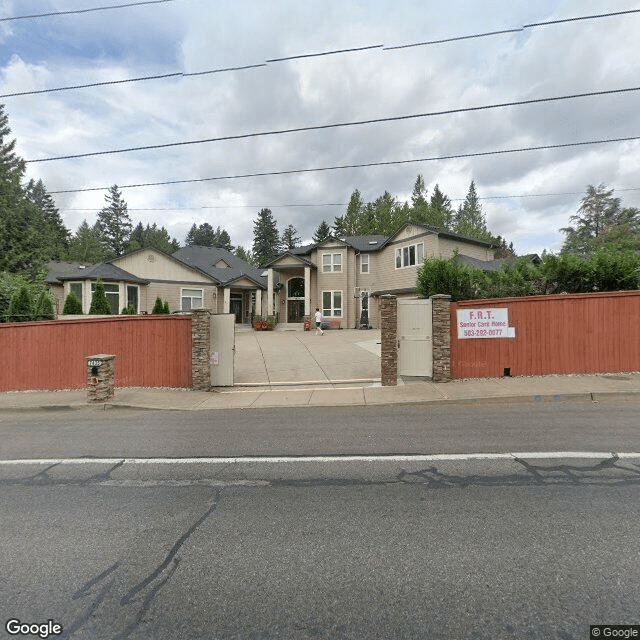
[181,287,203,311]
[90,281,120,315]
[126,285,139,313]
[322,253,342,273]
[69,282,83,302]
[395,242,424,269]
[322,290,343,317]
[360,254,369,274]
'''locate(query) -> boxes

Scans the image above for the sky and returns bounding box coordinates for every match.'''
[1,0,639,255]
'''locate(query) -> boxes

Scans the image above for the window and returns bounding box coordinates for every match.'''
[91,282,119,315]
[181,288,203,311]
[287,277,305,298]
[322,290,342,317]
[322,253,342,272]
[360,254,369,274]
[69,282,83,302]
[395,242,424,268]
[127,285,138,312]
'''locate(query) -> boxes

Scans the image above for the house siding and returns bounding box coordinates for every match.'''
[113,249,211,283]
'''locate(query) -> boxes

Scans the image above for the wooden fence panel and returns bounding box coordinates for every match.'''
[451,291,640,379]
[0,315,192,391]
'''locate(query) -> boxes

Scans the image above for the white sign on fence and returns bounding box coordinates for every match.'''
[457,308,516,339]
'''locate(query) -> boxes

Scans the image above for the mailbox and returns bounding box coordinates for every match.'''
[85,354,115,403]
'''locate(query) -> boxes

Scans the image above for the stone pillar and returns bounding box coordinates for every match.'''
[223,287,230,314]
[304,266,311,318]
[267,269,274,316]
[431,294,452,382]
[255,288,262,316]
[380,295,397,386]
[86,354,115,403]
[191,308,211,391]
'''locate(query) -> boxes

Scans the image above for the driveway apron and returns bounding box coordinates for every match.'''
[233,329,381,387]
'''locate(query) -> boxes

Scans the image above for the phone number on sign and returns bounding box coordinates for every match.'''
[462,328,506,338]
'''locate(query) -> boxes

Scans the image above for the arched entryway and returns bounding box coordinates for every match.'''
[287,277,305,323]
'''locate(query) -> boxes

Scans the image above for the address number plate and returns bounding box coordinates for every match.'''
[87,360,102,367]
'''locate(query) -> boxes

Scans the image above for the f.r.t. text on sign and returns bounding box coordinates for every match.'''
[457,308,516,339]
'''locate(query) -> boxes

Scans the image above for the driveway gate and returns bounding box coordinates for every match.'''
[397,299,433,377]
[210,313,235,386]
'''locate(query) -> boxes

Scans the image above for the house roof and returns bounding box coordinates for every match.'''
[45,261,93,284]
[454,255,505,272]
[390,223,496,249]
[172,246,267,288]
[55,262,149,284]
[341,235,390,252]
[263,251,316,269]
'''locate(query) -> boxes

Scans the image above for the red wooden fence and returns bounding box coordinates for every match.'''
[0,315,192,391]
[451,291,640,379]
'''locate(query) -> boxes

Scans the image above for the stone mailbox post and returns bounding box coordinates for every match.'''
[86,354,116,403]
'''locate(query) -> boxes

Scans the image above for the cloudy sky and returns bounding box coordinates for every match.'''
[1,0,639,255]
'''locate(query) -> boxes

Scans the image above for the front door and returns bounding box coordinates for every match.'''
[230,295,242,323]
[287,300,305,323]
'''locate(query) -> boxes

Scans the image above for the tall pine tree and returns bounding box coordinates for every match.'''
[68,220,107,263]
[454,181,491,241]
[24,178,70,260]
[95,185,132,258]
[252,208,281,266]
[281,224,301,250]
[312,220,332,244]
[0,105,51,276]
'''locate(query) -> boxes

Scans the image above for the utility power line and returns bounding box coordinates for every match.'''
[48,135,640,194]
[2,8,638,98]
[57,187,640,211]
[0,0,177,21]
[27,85,640,163]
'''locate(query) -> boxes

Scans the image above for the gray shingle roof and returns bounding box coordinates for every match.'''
[55,262,149,284]
[172,246,267,288]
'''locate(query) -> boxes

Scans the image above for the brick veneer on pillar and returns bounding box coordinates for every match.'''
[380,295,398,386]
[191,309,211,391]
[430,294,452,382]
[86,354,115,403]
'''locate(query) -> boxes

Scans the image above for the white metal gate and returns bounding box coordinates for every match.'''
[397,299,432,377]
[210,313,235,386]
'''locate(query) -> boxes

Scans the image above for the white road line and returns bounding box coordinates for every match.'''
[0,452,638,465]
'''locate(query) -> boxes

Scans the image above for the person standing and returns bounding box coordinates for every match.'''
[314,307,324,335]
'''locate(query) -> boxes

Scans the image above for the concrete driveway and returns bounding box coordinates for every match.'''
[233,328,381,388]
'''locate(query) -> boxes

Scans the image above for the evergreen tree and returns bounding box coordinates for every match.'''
[89,279,111,315]
[63,292,83,314]
[152,296,165,314]
[34,289,55,320]
[453,181,491,241]
[281,224,301,250]
[234,245,254,265]
[252,208,281,266]
[24,178,70,260]
[7,285,33,322]
[561,184,640,257]
[312,220,332,244]
[428,184,454,229]
[335,189,365,236]
[67,220,106,263]
[185,223,232,250]
[410,174,430,225]
[95,185,132,258]
[0,105,50,277]
[163,300,170,314]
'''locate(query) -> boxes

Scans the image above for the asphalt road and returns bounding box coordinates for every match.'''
[1,398,640,458]
[2,400,639,639]
[1,464,639,640]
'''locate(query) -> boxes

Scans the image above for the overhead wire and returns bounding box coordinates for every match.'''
[0,0,177,21]
[2,8,639,97]
[27,85,640,163]
[48,135,640,194]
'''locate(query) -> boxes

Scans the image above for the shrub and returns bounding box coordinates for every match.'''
[6,285,33,322]
[416,257,484,301]
[63,292,83,314]
[121,304,137,315]
[152,297,165,314]
[89,279,111,315]
[34,289,55,320]
[163,300,170,314]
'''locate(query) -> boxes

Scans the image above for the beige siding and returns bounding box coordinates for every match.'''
[146,283,218,313]
[113,249,210,283]
[438,238,495,260]
[314,246,349,325]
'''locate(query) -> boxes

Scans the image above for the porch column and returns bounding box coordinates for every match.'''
[223,287,230,314]
[255,288,262,316]
[304,266,311,318]
[267,268,274,316]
